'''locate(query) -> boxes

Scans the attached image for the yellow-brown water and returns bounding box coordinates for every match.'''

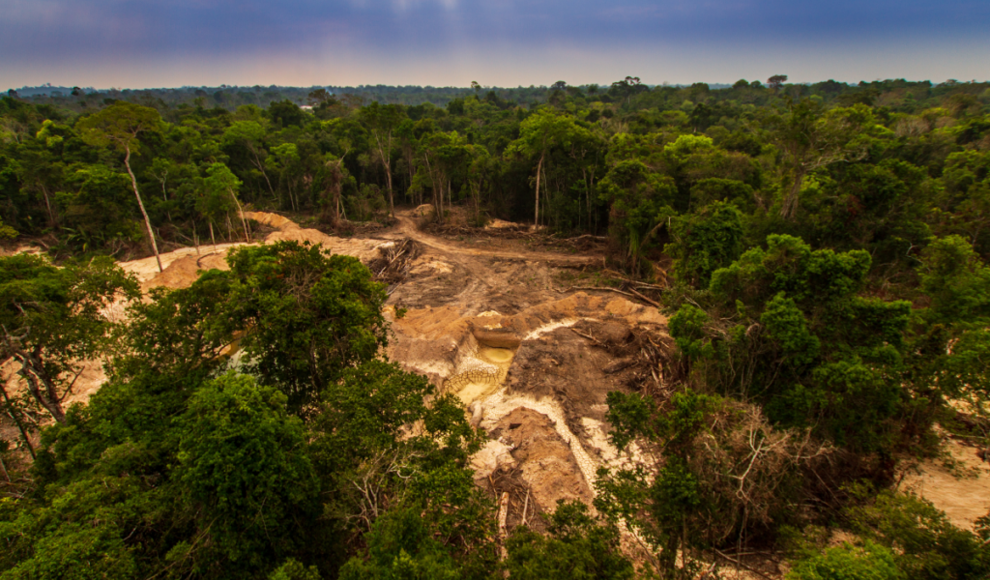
[444,346,516,405]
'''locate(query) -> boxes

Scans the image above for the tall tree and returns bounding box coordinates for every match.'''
[201,162,249,242]
[766,101,875,219]
[361,102,405,217]
[507,110,585,227]
[223,120,277,201]
[76,102,166,272]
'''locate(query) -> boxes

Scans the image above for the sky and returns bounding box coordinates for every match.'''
[1,0,988,90]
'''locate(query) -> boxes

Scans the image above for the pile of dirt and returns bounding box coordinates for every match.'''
[124,212,393,292]
[490,407,594,510]
[119,243,244,286]
[247,210,386,263]
[242,211,299,231]
[135,250,230,292]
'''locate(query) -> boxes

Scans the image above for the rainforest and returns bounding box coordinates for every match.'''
[1,77,990,579]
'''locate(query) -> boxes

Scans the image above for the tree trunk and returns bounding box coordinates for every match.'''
[19,365,65,424]
[376,132,395,217]
[39,182,56,228]
[534,153,544,227]
[542,164,551,228]
[229,188,250,241]
[780,166,806,220]
[424,153,441,224]
[0,383,35,459]
[12,345,66,424]
[209,221,217,252]
[250,146,277,202]
[124,145,163,272]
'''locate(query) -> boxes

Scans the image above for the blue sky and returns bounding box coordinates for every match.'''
[2,0,988,89]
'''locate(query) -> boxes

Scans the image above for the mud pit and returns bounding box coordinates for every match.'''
[381,206,668,527]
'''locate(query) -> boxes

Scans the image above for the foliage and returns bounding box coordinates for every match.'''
[787,540,904,580]
[505,501,634,580]
[667,200,744,287]
[670,234,914,453]
[843,488,990,580]
[0,236,486,580]
[0,254,138,426]
[176,372,318,566]
[3,77,990,578]
[219,241,390,411]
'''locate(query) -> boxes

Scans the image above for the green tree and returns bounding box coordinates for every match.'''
[76,102,166,272]
[219,241,389,411]
[597,159,677,275]
[787,541,904,580]
[176,372,319,568]
[505,501,633,580]
[223,120,277,200]
[0,254,138,426]
[506,110,588,227]
[595,389,720,577]
[361,102,405,217]
[766,102,876,219]
[672,234,914,452]
[667,201,744,288]
[203,162,249,241]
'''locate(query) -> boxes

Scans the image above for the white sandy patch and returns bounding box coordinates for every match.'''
[524,318,578,341]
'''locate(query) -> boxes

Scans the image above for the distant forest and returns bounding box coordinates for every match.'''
[8,76,986,111]
[7,80,737,109]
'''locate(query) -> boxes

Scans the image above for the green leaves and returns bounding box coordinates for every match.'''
[919,235,990,325]
[676,234,915,451]
[668,200,744,288]
[505,502,633,580]
[177,373,317,566]
[75,102,164,153]
[761,293,820,368]
[787,540,904,580]
[0,254,138,424]
[221,241,389,411]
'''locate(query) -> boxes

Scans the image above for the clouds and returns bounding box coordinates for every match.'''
[1,0,987,88]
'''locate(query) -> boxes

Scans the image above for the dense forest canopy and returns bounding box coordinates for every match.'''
[1,75,990,579]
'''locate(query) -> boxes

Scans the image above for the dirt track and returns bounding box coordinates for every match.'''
[387,212,599,267]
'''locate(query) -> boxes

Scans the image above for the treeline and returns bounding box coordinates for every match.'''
[2,76,989,262]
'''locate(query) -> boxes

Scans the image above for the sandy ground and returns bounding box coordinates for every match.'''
[898,438,990,531]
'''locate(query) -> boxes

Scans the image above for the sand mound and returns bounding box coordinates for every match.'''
[140,251,231,291]
[123,213,390,292]
[119,243,244,285]
[491,407,594,507]
[242,211,299,230]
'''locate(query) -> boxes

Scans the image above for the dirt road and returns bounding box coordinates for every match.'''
[385,211,599,268]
